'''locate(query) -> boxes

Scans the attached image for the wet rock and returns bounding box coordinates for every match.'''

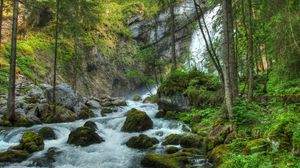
[162,134,183,145]
[78,107,95,119]
[133,95,142,101]
[98,96,127,107]
[67,126,104,146]
[158,94,190,112]
[126,134,159,149]
[155,110,166,118]
[141,152,193,168]
[31,147,60,167]
[208,144,229,166]
[204,124,231,151]
[165,146,179,154]
[39,105,76,123]
[143,95,158,104]
[86,99,101,109]
[38,127,56,140]
[101,107,118,116]
[0,149,30,162]
[179,135,202,148]
[83,121,98,131]
[19,131,45,153]
[121,108,153,132]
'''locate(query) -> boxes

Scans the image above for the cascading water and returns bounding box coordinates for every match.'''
[187,5,221,70]
[0,88,209,168]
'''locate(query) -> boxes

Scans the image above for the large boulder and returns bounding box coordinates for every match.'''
[31,147,60,167]
[98,96,127,107]
[67,126,104,146]
[126,134,159,149]
[44,83,82,110]
[0,149,30,162]
[162,134,183,145]
[38,104,77,123]
[38,127,56,140]
[78,107,95,119]
[133,95,142,101]
[121,108,153,132]
[83,121,98,131]
[19,131,45,153]
[86,99,101,109]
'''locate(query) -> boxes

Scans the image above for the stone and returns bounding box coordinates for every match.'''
[78,108,95,119]
[121,108,153,132]
[165,146,179,154]
[31,147,60,167]
[0,149,30,162]
[83,121,98,131]
[162,134,183,146]
[19,131,44,153]
[208,144,229,166]
[67,126,104,147]
[179,135,202,148]
[38,127,56,140]
[126,134,159,149]
[243,138,271,154]
[133,95,142,101]
[86,99,101,109]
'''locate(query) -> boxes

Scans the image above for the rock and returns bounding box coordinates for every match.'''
[31,147,60,167]
[133,95,142,101]
[78,108,95,119]
[38,127,56,140]
[26,86,45,104]
[158,94,190,112]
[208,144,229,166]
[162,134,183,145]
[0,149,30,162]
[99,96,127,107]
[67,126,104,146]
[143,95,158,104]
[179,135,202,148]
[44,83,82,110]
[19,131,44,153]
[155,110,166,118]
[165,146,179,154]
[86,99,101,109]
[83,121,98,131]
[121,108,153,132]
[101,107,117,116]
[243,138,271,154]
[141,152,193,168]
[182,148,202,154]
[39,105,76,123]
[204,124,231,151]
[73,102,88,113]
[126,134,159,149]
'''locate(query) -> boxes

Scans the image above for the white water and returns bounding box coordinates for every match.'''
[187,5,221,70]
[0,89,210,168]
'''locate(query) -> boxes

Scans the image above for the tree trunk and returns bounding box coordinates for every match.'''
[247,0,254,100]
[0,0,3,47]
[7,0,18,124]
[223,0,237,122]
[170,1,177,71]
[73,31,79,92]
[52,0,60,113]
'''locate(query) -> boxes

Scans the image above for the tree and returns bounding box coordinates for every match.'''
[7,0,19,124]
[52,0,60,113]
[247,0,254,100]
[0,0,3,47]
[222,0,237,122]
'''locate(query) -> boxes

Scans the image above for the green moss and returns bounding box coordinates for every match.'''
[0,149,30,162]
[165,146,179,154]
[243,138,271,154]
[121,108,153,132]
[162,134,183,146]
[78,108,95,119]
[141,154,181,168]
[38,127,56,140]
[209,144,230,166]
[67,126,104,146]
[126,134,159,149]
[20,131,44,153]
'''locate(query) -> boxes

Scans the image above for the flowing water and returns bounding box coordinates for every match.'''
[0,89,210,168]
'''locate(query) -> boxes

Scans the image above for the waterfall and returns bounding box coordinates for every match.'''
[187,5,221,71]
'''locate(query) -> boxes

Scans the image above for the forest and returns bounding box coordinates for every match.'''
[0,0,299,167]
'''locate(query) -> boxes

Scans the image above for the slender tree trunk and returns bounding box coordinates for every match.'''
[73,31,78,92]
[52,0,60,113]
[170,1,177,71]
[247,0,254,100]
[0,0,3,47]
[7,0,18,124]
[223,0,237,122]
[192,0,224,82]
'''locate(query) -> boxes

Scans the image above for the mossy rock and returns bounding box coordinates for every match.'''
[164,111,178,120]
[165,146,179,154]
[38,127,56,140]
[101,107,117,116]
[41,105,76,123]
[0,149,30,162]
[126,134,159,149]
[15,116,36,127]
[78,108,95,119]
[243,138,271,154]
[141,154,181,168]
[182,148,202,155]
[83,121,98,131]
[179,135,202,148]
[162,134,183,146]
[121,108,153,132]
[20,131,44,153]
[67,126,104,146]
[208,144,229,166]
[155,110,166,118]
[133,95,142,101]
[143,95,158,103]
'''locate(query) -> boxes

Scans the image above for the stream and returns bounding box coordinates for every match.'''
[0,89,210,168]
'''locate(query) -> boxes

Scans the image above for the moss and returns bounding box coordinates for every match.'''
[121,108,153,132]
[1,119,12,127]
[162,134,183,146]
[42,105,76,123]
[20,131,44,153]
[141,154,181,168]
[209,144,230,166]
[126,134,159,149]
[83,121,98,131]
[243,138,271,155]
[78,108,95,119]
[15,116,35,127]
[133,95,142,101]
[179,135,202,148]
[0,149,30,162]
[143,95,158,103]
